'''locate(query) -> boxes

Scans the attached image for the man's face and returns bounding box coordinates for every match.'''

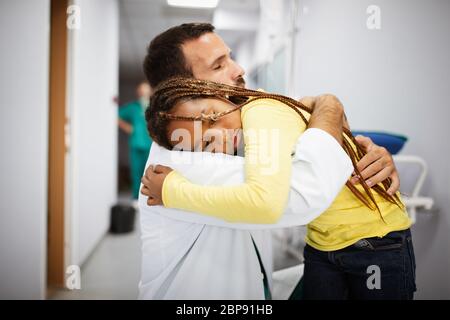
[182,32,246,87]
[137,82,151,99]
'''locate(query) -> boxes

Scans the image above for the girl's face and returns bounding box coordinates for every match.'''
[166,98,243,155]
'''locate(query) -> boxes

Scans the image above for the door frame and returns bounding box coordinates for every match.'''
[47,0,69,292]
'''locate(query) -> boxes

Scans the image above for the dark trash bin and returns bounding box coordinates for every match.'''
[110,204,136,234]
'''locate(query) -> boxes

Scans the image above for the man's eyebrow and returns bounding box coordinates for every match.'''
[209,54,226,68]
[209,49,231,68]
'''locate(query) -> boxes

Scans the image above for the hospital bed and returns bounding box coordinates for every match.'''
[392,155,434,224]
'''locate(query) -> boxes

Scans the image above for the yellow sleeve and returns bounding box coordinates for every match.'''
[162,99,305,223]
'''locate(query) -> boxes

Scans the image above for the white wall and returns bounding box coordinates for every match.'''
[293,0,450,298]
[67,0,119,266]
[0,0,50,299]
[234,0,297,92]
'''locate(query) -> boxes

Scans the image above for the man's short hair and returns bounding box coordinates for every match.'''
[143,23,215,88]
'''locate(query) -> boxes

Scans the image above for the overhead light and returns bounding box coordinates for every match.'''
[167,0,219,9]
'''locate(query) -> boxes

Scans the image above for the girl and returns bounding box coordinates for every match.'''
[142,77,416,300]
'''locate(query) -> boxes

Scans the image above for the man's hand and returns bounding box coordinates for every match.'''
[140,164,173,206]
[351,135,400,195]
[298,96,316,110]
[308,94,344,145]
[304,94,399,194]
[301,95,350,131]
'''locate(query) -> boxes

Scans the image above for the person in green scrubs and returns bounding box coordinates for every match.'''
[118,82,152,199]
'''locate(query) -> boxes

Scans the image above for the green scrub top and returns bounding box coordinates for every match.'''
[119,100,152,150]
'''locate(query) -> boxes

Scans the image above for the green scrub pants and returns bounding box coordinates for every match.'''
[130,147,150,199]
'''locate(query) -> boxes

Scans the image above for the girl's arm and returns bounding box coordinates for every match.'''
[160,99,305,224]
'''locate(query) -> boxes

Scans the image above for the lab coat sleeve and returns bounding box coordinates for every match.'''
[138,129,353,230]
[284,128,354,225]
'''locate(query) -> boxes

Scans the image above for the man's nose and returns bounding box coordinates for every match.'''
[231,60,245,80]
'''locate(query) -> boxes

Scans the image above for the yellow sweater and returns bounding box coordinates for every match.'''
[162,98,411,251]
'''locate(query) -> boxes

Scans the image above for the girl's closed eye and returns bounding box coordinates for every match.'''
[210,111,219,121]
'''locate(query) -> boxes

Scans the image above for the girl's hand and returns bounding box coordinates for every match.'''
[140,164,173,206]
[352,136,400,195]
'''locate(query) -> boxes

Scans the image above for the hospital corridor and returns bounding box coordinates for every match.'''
[1,0,450,302]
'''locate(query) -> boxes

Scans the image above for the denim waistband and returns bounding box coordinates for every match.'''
[351,229,411,251]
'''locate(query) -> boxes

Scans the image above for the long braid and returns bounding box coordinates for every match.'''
[146,77,404,216]
[344,129,403,207]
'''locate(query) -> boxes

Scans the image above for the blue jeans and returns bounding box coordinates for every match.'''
[302,229,416,300]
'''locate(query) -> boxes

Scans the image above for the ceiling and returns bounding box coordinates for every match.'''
[119,0,260,81]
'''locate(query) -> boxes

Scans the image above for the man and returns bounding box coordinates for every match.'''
[118,82,153,201]
[138,23,399,299]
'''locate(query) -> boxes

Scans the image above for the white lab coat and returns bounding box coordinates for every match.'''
[138,128,353,299]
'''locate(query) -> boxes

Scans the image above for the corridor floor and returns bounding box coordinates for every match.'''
[50,214,302,300]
